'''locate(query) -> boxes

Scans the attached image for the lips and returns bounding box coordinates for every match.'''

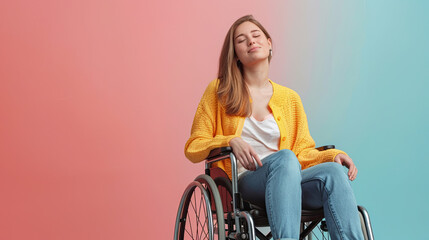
[248,47,260,53]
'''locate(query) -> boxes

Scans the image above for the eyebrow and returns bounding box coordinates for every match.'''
[235,30,261,40]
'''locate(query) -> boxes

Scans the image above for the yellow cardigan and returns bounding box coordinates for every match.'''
[185,79,346,179]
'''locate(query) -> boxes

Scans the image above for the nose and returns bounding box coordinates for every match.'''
[248,39,255,46]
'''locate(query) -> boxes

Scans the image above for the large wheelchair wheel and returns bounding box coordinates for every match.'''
[174,174,225,240]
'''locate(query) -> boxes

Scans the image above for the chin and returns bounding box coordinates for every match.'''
[244,56,269,66]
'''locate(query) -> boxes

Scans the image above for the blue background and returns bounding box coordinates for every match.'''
[270,1,429,239]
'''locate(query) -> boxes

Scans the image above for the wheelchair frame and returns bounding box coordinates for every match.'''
[175,146,374,240]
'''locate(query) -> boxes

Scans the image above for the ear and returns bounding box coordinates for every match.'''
[267,38,272,49]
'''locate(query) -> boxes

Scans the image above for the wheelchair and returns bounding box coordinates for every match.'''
[174,146,374,240]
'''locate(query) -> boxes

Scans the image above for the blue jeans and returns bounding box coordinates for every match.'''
[238,149,364,240]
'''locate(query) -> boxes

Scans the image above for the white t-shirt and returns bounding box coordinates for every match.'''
[238,113,281,176]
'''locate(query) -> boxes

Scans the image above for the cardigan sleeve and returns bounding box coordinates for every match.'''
[291,92,347,169]
[184,80,238,163]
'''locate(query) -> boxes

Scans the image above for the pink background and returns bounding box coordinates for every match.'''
[0,1,275,239]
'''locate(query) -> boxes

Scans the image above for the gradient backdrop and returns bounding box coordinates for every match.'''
[1,0,428,239]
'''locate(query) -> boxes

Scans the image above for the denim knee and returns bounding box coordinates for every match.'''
[267,149,302,178]
[319,162,351,191]
[323,162,347,178]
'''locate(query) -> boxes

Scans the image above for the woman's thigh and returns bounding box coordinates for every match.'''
[301,162,349,209]
[238,149,301,207]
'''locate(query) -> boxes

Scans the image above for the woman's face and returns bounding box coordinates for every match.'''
[233,21,272,67]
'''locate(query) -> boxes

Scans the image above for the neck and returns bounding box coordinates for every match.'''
[243,60,270,88]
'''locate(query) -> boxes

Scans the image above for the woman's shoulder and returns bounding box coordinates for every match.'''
[201,79,219,94]
[207,78,220,90]
[199,79,220,102]
[270,80,301,100]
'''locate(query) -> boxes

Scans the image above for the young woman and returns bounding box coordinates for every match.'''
[184,15,363,240]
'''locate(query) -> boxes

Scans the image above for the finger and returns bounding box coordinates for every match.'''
[243,157,253,171]
[347,164,354,177]
[352,167,358,180]
[346,163,352,178]
[346,156,354,167]
[255,157,263,167]
[238,153,251,170]
[347,158,356,178]
[350,165,357,180]
[237,157,248,170]
[250,148,263,167]
[248,151,259,170]
[244,151,255,171]
[348,167,353,180]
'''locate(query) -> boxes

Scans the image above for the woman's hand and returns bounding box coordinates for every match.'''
[334,153,357,181]
[229,137,263,171]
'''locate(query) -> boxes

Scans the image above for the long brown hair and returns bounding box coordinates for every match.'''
[217,15,272,117]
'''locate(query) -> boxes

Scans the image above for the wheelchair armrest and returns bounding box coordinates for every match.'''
[207,145,334,159]
[315,145,335,151]
[207,146,233,160]
[205,145,334,161]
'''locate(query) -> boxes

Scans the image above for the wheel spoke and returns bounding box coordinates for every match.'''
[200,211,209,239]
[198,191,204,239]
[201,225,209,240]
[185,226,194,239]
[197,193,209,239]
[188,197,196,238]
[313,231,320,240]
[177,177,226,240]
[310,224,332,240]
[191,190,201,240]
[319,225,329,240]
[188,188,209,240]
[184,210,192,239]
[186,204,194,239]
[195,191,200,240]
